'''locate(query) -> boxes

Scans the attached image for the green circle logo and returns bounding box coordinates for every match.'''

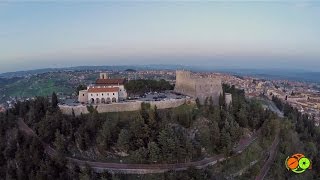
[299,157,311,170]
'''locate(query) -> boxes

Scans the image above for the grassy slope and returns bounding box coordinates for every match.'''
[4,77,72,97]
[0,72,98,102]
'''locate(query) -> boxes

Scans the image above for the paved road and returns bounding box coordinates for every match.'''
[255,133,280,180]
[253,96,283,180]
[17,118,259,174]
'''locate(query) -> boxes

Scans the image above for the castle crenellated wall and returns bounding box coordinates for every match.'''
[174,70,223,104]
[195,78,223,103]
[174,71,196,97]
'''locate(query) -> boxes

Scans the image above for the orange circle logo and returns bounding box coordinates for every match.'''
[287,157,299,169]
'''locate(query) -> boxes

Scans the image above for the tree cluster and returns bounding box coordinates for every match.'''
[75,84,87,95]
[0,86,280,179]
[194,84,275,155]
[124,79,173,96]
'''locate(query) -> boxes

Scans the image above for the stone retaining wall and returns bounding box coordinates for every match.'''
[59,98,187,116]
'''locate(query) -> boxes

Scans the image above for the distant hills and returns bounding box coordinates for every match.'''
[125,69,137,72]
[1,65,320,84]
[215,68,320,83]
[0,65,189,78]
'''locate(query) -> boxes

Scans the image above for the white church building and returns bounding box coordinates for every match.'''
[78,73,127,104]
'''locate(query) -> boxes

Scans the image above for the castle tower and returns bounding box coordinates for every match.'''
[174,70,196,97]
[100,73,108,79]
[174,70,222,105]
[225,93,232,106]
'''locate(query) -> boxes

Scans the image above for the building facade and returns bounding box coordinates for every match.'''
[78,73,127,104]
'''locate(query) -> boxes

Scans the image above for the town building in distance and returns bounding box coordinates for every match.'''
[78,73,127,104]
[174,70,223,104]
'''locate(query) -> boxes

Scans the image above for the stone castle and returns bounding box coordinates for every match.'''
[61,70,227,116]
[174,70,223,104]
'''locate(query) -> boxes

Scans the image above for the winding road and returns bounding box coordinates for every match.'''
[255,132,280,180]
[254,97,282,180]
[17,119,258,174]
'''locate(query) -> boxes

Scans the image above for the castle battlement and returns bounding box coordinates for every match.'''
[174,70,223,104]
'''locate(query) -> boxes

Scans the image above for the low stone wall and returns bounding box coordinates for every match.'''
[59,98,187,116]
[148,99,186,109]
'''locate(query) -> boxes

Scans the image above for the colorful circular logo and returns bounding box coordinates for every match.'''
[285,153,311,174]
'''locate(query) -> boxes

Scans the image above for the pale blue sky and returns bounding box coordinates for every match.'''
[0,1,320,73]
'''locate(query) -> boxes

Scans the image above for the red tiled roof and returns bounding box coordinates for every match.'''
[95,79,126,85]
[88,87,119,93]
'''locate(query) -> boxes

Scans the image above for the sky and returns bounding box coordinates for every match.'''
[0,1,320,73]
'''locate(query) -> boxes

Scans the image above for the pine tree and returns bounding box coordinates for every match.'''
[195,98,201,109]
[53,130,66,154]
[198,124,211,151]
[96,121,112,150]
[52,92,58,109]
[237,107,248,127]
[158,128,176,162]
[220,128,231,154]
[204,97,208,107]
[147,141,160,162]
[229,119,241,143]
[219,93,226,108]
[130,114,150,149]
[72,108,75,117]
[79,164,92,180]
[209,120,220,152]
[131,147,148,163]
[185,138,194,161]
[76,84,87,95]
[116,129,130,152]
[209,96,214,112]
[212,107,221,123]
[140,102,150,121]
[147,107,158,141]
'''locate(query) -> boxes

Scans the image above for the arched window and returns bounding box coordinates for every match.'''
[106,97,111,104]
[101,98,106,104]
